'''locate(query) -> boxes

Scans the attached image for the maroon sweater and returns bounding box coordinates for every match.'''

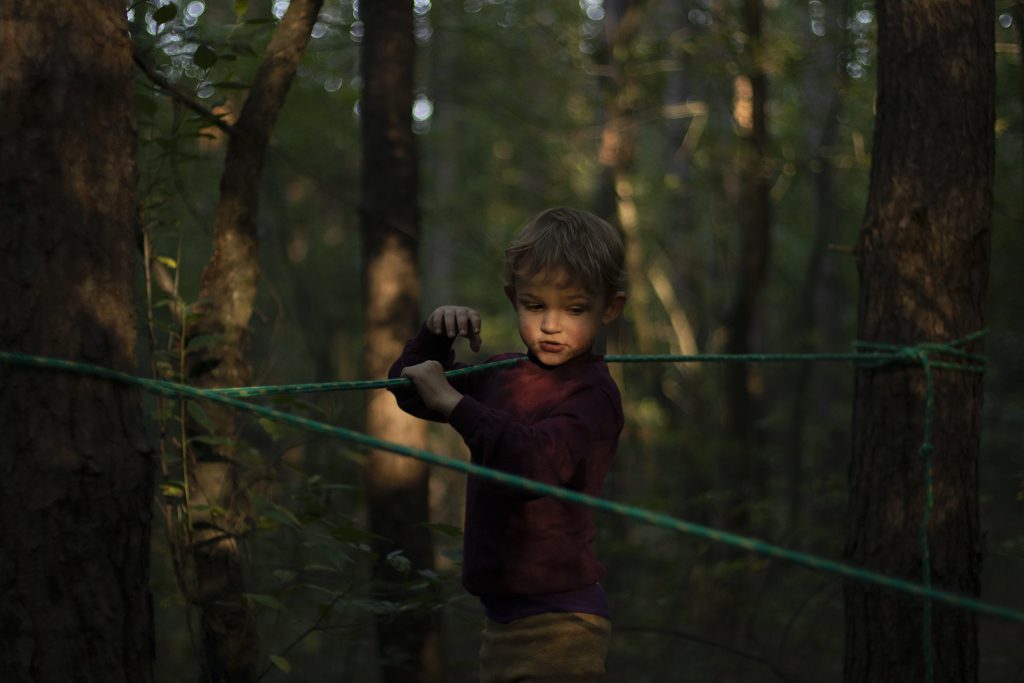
[389,325,623,598]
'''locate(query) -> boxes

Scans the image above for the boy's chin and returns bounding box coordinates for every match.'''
[530,346,577,366]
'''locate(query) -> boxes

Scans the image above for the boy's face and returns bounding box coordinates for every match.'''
[506,268,625,367]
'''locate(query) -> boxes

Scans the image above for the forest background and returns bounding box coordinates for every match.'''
[4,0,1022,681]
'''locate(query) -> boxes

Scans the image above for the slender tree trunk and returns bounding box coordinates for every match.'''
[592,0,659,556]
[361,3,440,681]
[1016,1,1024,195]
[702,4,773,672]
[661,3,704,360]
[723,0,771,533]
[0,3,154,681]
[595,0,652,352]
[180,3,323,680]
[424,1,457,305]
[786,0,849,528]
[844,3,992,681]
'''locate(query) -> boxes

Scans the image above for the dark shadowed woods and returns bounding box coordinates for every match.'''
[1,2,1022,682]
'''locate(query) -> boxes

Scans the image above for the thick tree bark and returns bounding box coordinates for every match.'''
[844,3,992,682]
[361,3,440,682]
[179,2,324,681]
[0,2,154,681]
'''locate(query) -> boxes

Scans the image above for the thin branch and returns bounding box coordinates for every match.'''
[132,51,239,136]
[777,579,840,662]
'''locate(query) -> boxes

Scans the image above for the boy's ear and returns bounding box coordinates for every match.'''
[601,291,626,324]
[504,285,516,305]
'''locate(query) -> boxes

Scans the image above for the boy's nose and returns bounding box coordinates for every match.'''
[540,312,561,333]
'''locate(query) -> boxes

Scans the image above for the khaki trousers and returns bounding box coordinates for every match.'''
[479,612,611,683]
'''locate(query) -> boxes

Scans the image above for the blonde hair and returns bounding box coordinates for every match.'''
[504,207,626,302]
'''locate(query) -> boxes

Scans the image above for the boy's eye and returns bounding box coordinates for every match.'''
[522,302,543,311]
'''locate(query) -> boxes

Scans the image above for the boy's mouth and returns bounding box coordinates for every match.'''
[538,341,564,353]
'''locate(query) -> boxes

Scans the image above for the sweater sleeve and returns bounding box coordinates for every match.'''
[447,384,621,490]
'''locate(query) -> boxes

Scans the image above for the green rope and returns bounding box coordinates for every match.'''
[1,346,1020,632]
[210,347,984,399]
[214,357,525,398]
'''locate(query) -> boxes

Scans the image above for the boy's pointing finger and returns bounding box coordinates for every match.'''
[467,310,482,351]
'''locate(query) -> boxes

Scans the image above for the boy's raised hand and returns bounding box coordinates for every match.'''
[427,305,482,352]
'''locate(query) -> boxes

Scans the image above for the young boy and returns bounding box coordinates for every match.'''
[388,207,626,682]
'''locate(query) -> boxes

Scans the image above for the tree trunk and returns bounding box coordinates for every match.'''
[723,0,771,533]
[424,0,458,306]
[0,3,154,681]
[595,0,652,352]
[786,0,849,529]
[844,3,992,682]
[181,2,323,681]
[1016,0,1024,197]
[360,3,440,682]
[661,2,703,360]
[592,0,659,556]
